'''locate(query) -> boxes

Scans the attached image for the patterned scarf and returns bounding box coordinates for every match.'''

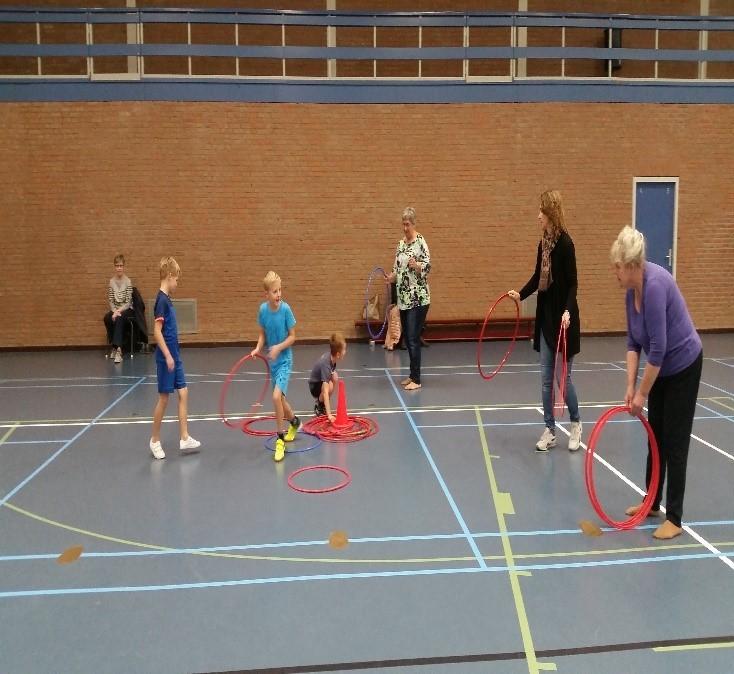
[538,229,559,292]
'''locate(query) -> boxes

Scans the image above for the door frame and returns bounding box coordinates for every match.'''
[632,176,679,278]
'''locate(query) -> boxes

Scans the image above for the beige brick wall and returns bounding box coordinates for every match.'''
[1,101,732,347]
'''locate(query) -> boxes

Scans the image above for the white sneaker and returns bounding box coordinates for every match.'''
[149,439,166,460]
[179,436,201,455]
[114,348,122,364]
[568,421,583,452]
[536,428,556,452]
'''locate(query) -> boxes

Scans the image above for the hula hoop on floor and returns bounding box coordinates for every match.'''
[264,431,322,454]
[585,405,660,530]
[219,353,270,430]
[365,267,390,340]
[477,293,520,381]
[303,415,379,443]
[240,416,277,437]
[552,323,568,418]
[287,465,352,494]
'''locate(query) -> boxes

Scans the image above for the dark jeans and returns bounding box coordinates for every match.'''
[401,304,429,385]
[645,350,703,528]
[104,308,134,349]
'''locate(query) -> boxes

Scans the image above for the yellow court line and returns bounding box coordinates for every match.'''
[0,422,19,445]
[709,397,734,413]
[653,641,734,652]
[475,407,556,674]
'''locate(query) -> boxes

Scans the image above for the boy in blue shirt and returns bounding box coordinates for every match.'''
[251,271,300,462]
[149,257,201,460]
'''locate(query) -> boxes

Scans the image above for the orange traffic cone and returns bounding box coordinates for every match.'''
[333,380,351,429]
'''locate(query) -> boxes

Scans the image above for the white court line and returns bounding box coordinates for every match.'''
[551,411,734,572]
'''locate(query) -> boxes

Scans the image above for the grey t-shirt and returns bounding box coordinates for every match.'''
[309,352,336,385]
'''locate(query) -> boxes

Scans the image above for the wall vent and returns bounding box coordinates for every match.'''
[146,298,198,334]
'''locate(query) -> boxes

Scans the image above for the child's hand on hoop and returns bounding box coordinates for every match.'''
[249,347,259,358]
[328,414,336,424]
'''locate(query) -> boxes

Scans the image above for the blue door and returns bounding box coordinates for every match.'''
[634,181,676,274]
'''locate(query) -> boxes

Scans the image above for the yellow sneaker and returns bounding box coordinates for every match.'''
[284,416,301,442]
[274,437,286,462]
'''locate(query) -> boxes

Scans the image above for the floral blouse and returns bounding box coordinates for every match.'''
[392,234,431,310]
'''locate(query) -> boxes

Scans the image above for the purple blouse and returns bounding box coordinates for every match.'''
[626,262,702,377]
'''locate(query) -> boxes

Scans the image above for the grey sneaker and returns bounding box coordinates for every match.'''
[113,348,122,364]
[536,428,557,452]
[568,421,583,452]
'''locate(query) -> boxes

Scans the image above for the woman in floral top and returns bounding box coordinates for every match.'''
[387,207,431,390]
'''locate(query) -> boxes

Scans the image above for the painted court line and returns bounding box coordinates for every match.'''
[385,369,487,570]
[0,377,146,508]
[475,406,555,673]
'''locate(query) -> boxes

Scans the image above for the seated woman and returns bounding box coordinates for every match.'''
[104,254,135,364]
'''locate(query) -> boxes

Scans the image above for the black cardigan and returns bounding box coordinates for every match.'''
[519,231,580,357]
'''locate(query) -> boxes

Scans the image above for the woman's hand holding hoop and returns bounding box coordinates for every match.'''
[561,310,571,329]
[507,289,520,301]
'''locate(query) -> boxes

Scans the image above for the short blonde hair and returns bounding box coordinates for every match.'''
[159,256,180,280]
[539,190,567,238]
[263,270,281,290]
[610,226,646,267]
[329,331,347,356]
[402,206,416,225]
[114,254,125,265]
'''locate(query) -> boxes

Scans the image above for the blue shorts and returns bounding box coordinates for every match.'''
[271,358,292,396]
[156,357,187,394]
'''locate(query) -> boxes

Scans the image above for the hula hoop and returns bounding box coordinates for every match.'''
[585,405,660,530]
[552,323,568,418]
[303,415,379,443]
[219,353,271,430]
[287,465,352,494]
[477,293,520,381]
[241,416,277,437]
[264,431,322,454]
[365,267,390,340]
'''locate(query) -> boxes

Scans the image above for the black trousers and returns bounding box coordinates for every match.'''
[645,350,703,528]
[103,308,135,349]
[401,304,429,385]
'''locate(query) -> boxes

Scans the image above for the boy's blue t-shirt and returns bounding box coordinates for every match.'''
[258,301,296,366]
[154,290,179,360]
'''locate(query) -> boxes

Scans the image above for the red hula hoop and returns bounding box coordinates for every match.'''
[219,353,271,430]
[552,324,568,417]
[477,293,520,381]
[585,406,661,530]
[287,465,352,494]
[302,415,379,443]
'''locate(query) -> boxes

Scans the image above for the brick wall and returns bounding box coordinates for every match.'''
[1,101,732,347]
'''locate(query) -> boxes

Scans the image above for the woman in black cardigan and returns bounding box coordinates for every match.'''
[509,190,582,452]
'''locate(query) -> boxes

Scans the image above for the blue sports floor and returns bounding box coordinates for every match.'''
[0,334,732,673]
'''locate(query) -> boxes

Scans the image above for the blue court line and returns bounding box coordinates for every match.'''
[700,379,734,397]
[3,550,734,599]
[0,377,146,508]
[385,369,487,570]
[696,401,734,426]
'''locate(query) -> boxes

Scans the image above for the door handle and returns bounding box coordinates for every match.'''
[666,248,672,267]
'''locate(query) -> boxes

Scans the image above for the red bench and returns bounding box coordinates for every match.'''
[354,317,533,343]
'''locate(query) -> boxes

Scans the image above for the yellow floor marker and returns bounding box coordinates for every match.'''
[579,519,603,537]
[328,531,349,550]
[57,545,84,565]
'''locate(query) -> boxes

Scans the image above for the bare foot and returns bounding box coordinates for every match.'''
[404,381,422,391]
[625,503,661,517]
[653,520,683,540]
[400,377,412,386]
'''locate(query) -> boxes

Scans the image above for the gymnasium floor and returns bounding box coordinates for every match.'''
[0,334,732,674]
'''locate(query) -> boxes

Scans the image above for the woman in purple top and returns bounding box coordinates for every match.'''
[610,226,703,540]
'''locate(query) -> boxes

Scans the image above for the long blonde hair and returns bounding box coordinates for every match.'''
[540,190,567,240]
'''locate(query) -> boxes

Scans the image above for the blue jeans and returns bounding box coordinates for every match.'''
[401,304,429,384]
[539,333,580,430]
